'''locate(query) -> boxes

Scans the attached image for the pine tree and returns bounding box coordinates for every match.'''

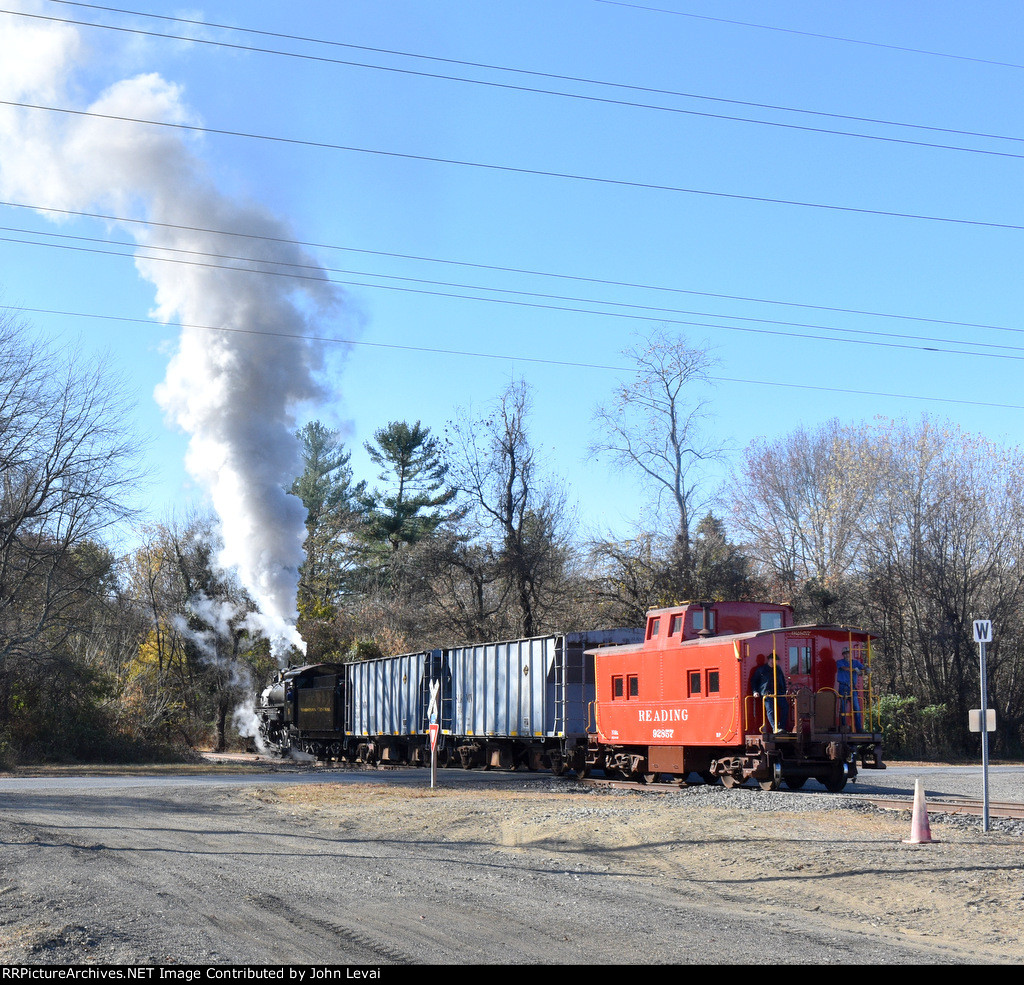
[291,421,365,609]
[361,421,458,551]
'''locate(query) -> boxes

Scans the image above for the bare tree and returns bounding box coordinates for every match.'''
[124,513,275,751]
[729,419,877,607]
[446,381,574,638]
[591,330,720,597]
[583,531,668,627]
[862,418,1024,749]
[0,312,145,740]
[731,414,1024,755]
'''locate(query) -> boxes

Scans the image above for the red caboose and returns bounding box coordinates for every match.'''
[587,601,884,791]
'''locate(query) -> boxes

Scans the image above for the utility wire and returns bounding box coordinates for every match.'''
[10,3,1023,159]
[5,222,1024,360]
[4,228,1022,365]
[590,0,1024,72]
[3,99,1021,232]
[0,198,1019,339]
[8,302,1024,412]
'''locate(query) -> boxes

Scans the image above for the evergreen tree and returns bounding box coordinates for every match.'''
[291,421,365,615]
[361,421,458,551]
[688,513,760,601]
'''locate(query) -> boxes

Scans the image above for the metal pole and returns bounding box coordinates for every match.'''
[979,640,990,833]
[771,639,779,733]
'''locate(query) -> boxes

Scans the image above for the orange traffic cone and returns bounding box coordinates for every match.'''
[903,777,938,844]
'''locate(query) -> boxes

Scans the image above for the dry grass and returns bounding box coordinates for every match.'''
[253,782,561,808]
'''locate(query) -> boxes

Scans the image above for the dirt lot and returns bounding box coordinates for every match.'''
[254,781,1024,962]
[0,767,1021,965]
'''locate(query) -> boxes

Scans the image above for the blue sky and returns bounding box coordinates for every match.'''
[2,0,1024,559]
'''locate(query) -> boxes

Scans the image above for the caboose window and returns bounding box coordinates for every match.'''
[693,610,716,632]
[689,671,701,695]
[613,676,624,698]
[628,675,639,697]
[760,611,783,630]
[788,644,812,674]
[707,670,720,693]
[647,617,661,639]
[669,614,683,636]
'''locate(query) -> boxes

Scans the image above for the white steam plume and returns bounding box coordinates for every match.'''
[0,4,341,655]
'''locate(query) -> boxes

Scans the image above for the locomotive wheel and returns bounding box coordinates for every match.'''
[758,776,779,791]
[822,769,848,793]
[784,775,808,790]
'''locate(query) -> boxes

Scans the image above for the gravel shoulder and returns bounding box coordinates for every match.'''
[0,764,1021,965]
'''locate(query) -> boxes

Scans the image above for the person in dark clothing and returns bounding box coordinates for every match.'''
[751,659,789,732]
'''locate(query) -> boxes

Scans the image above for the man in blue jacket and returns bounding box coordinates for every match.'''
[837,648,866,732]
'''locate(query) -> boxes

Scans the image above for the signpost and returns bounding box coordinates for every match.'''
[428,679,440,789]
[972,619,994,833]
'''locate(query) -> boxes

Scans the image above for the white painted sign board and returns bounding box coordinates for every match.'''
[969,709,996,733]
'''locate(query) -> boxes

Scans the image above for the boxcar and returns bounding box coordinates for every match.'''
[345,649,449,765]
[445,629,643,772]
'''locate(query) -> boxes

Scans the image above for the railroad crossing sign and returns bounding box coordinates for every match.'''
[428,679,440,724]
[428,679,440,790]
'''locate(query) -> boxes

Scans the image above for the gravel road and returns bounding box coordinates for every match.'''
[0,762,1021,966]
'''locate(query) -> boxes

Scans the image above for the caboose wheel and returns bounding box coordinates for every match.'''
[720,773,741,789]
[641,773,659,785]
[758,776,779,791]
[784,775,807,790]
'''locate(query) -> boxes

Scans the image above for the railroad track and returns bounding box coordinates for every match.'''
[577,776,1024,820]
[855,794,1024,820]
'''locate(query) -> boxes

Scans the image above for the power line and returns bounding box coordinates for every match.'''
[4,98,1022,232]
[5,222,1024,363]
[9,3,1023,160]
[1,198,1020,341]
[9,302,1024,412]
[590,0,1024,72]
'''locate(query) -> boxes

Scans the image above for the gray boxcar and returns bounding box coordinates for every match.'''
[445,629,642,771]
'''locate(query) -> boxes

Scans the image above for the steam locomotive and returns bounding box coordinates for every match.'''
[256,601,884,791]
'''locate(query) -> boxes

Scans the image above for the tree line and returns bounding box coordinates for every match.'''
[1,312,1020,763]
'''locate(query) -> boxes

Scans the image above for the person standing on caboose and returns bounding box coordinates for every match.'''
[751,657,789,733]
[837,647,866,732]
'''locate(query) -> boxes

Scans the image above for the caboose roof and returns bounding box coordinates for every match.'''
[585,622,876,657]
